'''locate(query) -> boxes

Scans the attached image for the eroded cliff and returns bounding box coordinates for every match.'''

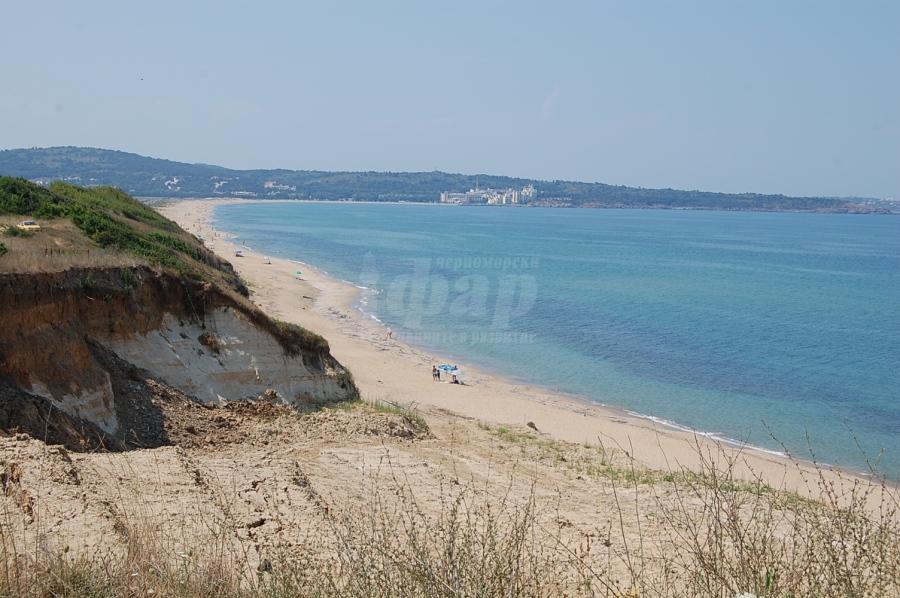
[0,266,357,450]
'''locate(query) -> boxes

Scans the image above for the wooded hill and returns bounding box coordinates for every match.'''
[0,146,886,213]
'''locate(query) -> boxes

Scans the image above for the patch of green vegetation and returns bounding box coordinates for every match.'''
[119,266,137,293]
[1,224,31,238]
[320,397,363,412]
[367,398,428,431]
[494,426,538,444]
[335,369,359,399]
[485,426,668,485]
[43,181,181,234]
[0,176,247,297]
[0,242,7,257]
[0,176,56,216]
[271,318,330,355]
[149,231,202,260]
[78,270,98,293]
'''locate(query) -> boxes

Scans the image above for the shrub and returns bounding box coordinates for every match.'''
[272,318,330,355]
[1,225,30,238]
[0,177,55,215]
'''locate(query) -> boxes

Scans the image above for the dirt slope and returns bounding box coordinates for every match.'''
[0,396,644,588]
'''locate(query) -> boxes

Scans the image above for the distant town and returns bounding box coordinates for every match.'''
[440,184,537,205]
[2,148,895,213]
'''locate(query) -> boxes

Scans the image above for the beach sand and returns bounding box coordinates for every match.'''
[159,198,838,493]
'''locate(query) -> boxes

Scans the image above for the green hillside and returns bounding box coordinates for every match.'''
[0,175,247,296]
[1,146,887,212]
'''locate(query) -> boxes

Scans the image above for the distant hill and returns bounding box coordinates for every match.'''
[0,146,890,213]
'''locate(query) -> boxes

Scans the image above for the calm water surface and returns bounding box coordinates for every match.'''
[213,203,900,479]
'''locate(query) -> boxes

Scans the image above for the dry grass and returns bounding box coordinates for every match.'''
[0,217,146,273]
[0,246,145,272]
[0,425,897,597]
[595,440,900,597]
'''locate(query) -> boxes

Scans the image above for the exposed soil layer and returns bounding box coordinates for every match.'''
[0,266,356,451]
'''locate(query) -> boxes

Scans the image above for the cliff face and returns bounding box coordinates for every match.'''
[0,266,356,450]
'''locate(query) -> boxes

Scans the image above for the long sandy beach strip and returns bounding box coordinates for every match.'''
[159,198,871,495]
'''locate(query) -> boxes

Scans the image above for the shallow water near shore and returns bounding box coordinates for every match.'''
[213,202,900,479]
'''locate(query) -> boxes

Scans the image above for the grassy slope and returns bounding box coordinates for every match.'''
[0,176,331,356]
[0,176,248,296]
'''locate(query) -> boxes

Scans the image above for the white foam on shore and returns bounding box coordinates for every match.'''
[351,287,386,326]
[640,413,788,459]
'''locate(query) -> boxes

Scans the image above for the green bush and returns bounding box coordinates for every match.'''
[2,225,28,237]
[272,318,330,355]
[0,177,55,215]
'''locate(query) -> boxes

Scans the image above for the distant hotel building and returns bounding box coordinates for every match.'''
[440,184,537,205]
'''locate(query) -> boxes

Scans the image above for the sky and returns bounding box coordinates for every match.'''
[2,1,898,199]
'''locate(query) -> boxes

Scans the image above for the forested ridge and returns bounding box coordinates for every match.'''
[0,146,889,213]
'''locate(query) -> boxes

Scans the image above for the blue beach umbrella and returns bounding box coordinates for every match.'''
[437,365,462,381]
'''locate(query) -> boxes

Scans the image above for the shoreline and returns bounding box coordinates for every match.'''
[158,198,885,496]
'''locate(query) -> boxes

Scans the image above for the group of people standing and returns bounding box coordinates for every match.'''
[432,365,460,384]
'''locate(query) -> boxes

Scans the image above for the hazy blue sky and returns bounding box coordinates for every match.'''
[2,1,897,198]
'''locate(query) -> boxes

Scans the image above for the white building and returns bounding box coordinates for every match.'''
[441,185,535,204]
[521,185,537,201]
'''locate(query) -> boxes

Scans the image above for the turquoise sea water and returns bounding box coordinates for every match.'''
[213,202,900,479]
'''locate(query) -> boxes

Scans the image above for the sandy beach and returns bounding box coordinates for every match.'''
[159,198,848,494]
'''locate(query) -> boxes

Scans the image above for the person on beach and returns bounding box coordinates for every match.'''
[387,329,393,340]
[432,366,439,381]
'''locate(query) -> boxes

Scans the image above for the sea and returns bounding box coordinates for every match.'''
[212,202,900,480]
